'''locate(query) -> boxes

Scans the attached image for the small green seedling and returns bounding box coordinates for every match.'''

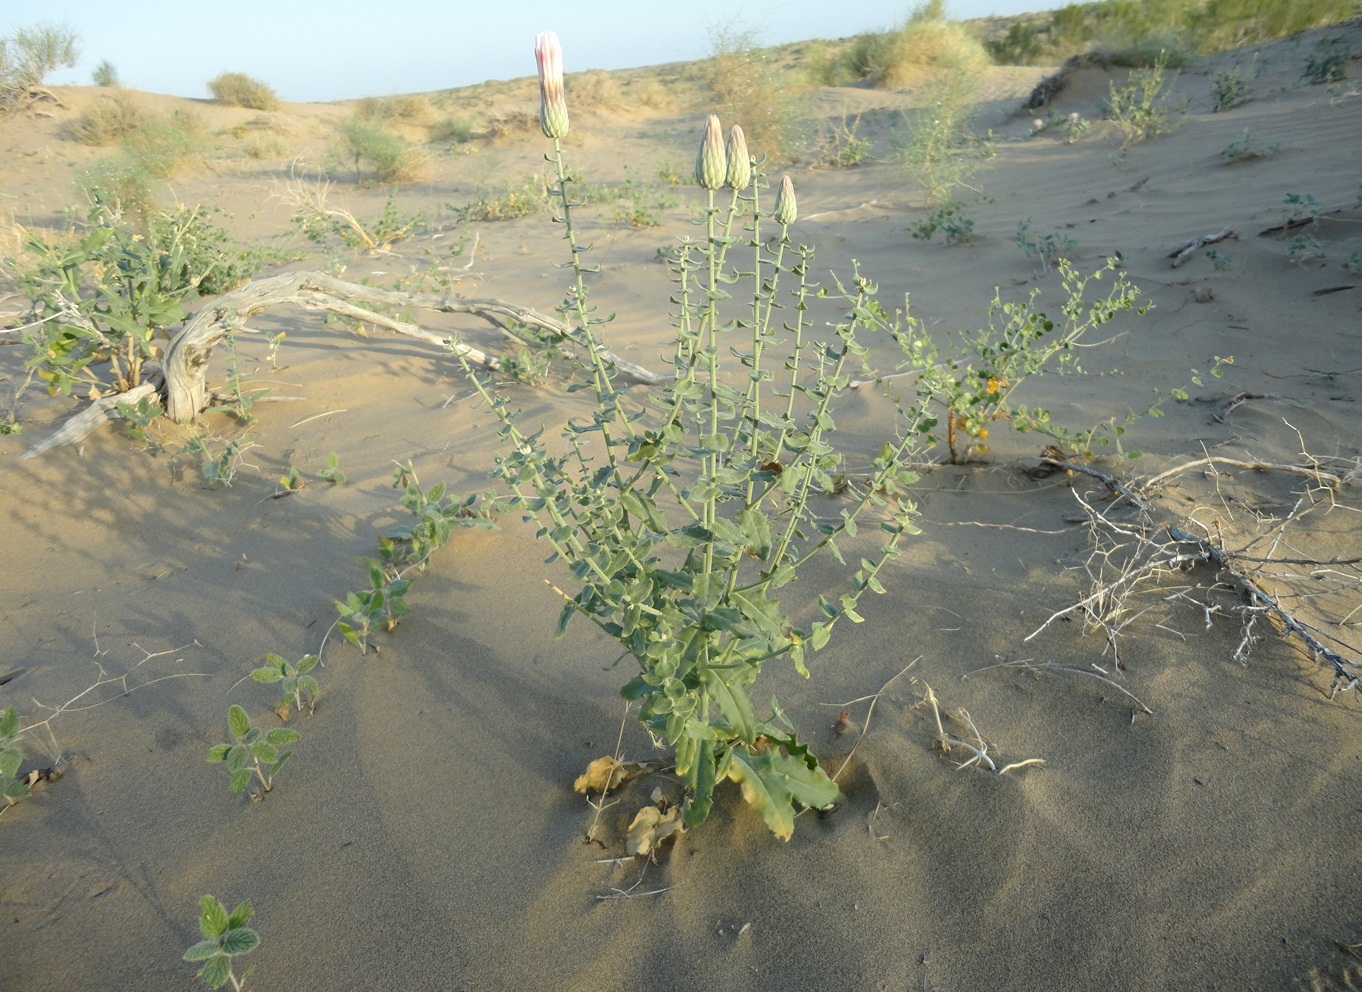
[183,895,259,991]
[911,201,975,244]
[271,465,305,497]
[251,653,320,718]
[1016,217,1077,273]
[336,559,411,653]
[318,451,346,485]
[208,704,299,797]
[1,707,30,807]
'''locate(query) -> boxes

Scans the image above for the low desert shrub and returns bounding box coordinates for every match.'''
[1221,128,1280,163]
[1105,57,1181,147]
[702,27,809,162]
[876,1,991,88]
[568,69,623,109]
[453,172,549,221]
[122,110,205,177]
[207,72,279,110]
[331,114,424,183]
[355,93,437,126]
[1302,41,1349,84]
[897,71,988,204]
[92,59,118,87]
[1211,65,1251,110]
[427,115,474,144]
[63,92,147,145]
[0,22,79,113]
[451,33,1148,841]
[911,200,975,244]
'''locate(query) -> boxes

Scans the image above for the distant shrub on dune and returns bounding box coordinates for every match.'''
[702,26,809,162]
[123,109,205,177]
[0,21,79,113]
[208,72,280,110]
[568,69,624,109]
[63,92,147,144]
[355,94,437,126]
[427,115,475,144]
[331,114,425,184]
[876,1,991,88]
[92,59,119,87]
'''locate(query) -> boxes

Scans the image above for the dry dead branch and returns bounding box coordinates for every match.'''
[1031,453,1362,697]
[1168,228,1236,267]
[22,271,663,459]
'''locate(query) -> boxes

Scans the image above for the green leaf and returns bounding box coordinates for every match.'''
[0,707,18,738]
[726,745,841,841]
[265,728,301,746]
[4,779,30,800]
[221,927,259,956]
[183,939,222,962]
[683,739,717,828]
[270,751,293,777]
[296,654,319,675]
[250,667,282,684]
[251,741,279,764]
[227,901,254,930]
[197,954,231,989]
[227,705,251,741]
[708,673,757,744]
[199,896,229,939]
[206,744,230,763]
[229,769,251,794]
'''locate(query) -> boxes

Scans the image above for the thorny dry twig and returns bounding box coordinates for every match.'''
[1030,447,1362,698]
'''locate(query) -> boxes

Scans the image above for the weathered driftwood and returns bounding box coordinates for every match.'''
[1168,229,1236,267]
[22,271,662,459]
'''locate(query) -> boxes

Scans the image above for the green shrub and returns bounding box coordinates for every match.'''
[355,93,437,125]
[207,71,279,110]
[122,110,204,178]
[986,22,1045,64]
[453,173,549,221]
[331,114,424,183]
[428,115,475,144]
[1211,66,1251,110]
[1105,57,1181,147]
[1302,41,1349,84]
[92,59,118,87]
[897,72,988,204]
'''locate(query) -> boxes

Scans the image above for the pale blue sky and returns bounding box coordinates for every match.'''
[19,1,1062,103]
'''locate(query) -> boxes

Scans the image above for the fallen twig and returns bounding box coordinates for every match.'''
[1168,228,1236,268]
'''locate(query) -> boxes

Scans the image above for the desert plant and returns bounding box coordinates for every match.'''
[1281,191,1320,229]
[336,559,412,653]
[428,115,475,144]
[183,896,259,991]
[207,71,279,110]
[876,1,991,87]
[1303,41,1348,84]
[1016,217,1078,272]
[814,112,873,167]
[1205,247,1232,270]
[63,92,147,145]
[453,172,550,221]
[1211,65,1250,110]
[702,26,808,162]
[207,704,299,797]
[91,59,118,87]
[251,653,320,718]
[1,707,30,807]
[986,21,1045,64]
[911,200,975,244]
[1221,128,1281,163]
[897,72,987,204]
[1287,233,1324,265]
[1105,56,1181,147]
[0,22,79,113]
[331,114,423,183]
[318,451,345,484]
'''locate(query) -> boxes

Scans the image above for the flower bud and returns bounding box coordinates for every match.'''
[534,31,569,139]
[773,175,796,226]
[695,114,726,191]
[724,125,750,191]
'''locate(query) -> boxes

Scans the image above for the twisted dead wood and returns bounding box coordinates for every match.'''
[22,271,661,459]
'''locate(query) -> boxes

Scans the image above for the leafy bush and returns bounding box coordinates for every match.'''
[1302,41,1349,84]
[355,93,437,125]
[18,200,273,396]
[897,72,988,204]
[1211,65,1251,110]
[207,71,279,110]
[453,173,549,221]
[911,200,975,244]
[331,114,424,183]
[1105,57,1181,147]
[428,115,475,144]
[122,110,204,177]
[986,22,1045,64]
[92,59,118,87]
[1221,128,1281,163]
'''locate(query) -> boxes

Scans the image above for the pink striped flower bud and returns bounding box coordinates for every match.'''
[534,31,569,139]
[774,175,796,226]
[695,115,726,191]
[725,125,751,191]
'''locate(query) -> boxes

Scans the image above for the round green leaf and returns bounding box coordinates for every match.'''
[197,954,231,989]
[198,896,228,938]
[227,705,251,740]
[221,926,259,956]
[183,939,222,962]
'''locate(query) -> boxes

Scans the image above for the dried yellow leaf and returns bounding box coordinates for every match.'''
[573,755,647,795]
[626,804,684,858]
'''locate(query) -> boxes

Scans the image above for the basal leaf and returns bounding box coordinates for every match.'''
[683,739,717,828]
[1,747,21,780]
[0,707,18,738]
[250,667,281,684]
[229,769,251,794]
[197,954,231,990]
[708,673,756,743]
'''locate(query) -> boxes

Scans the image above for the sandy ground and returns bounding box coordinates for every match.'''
[3,23,1362,992]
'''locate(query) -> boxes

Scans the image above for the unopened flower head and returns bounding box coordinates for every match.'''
[695,114,726,190]
[724,125,751,191]
[535,31,569,139]
[774,175,796,226]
